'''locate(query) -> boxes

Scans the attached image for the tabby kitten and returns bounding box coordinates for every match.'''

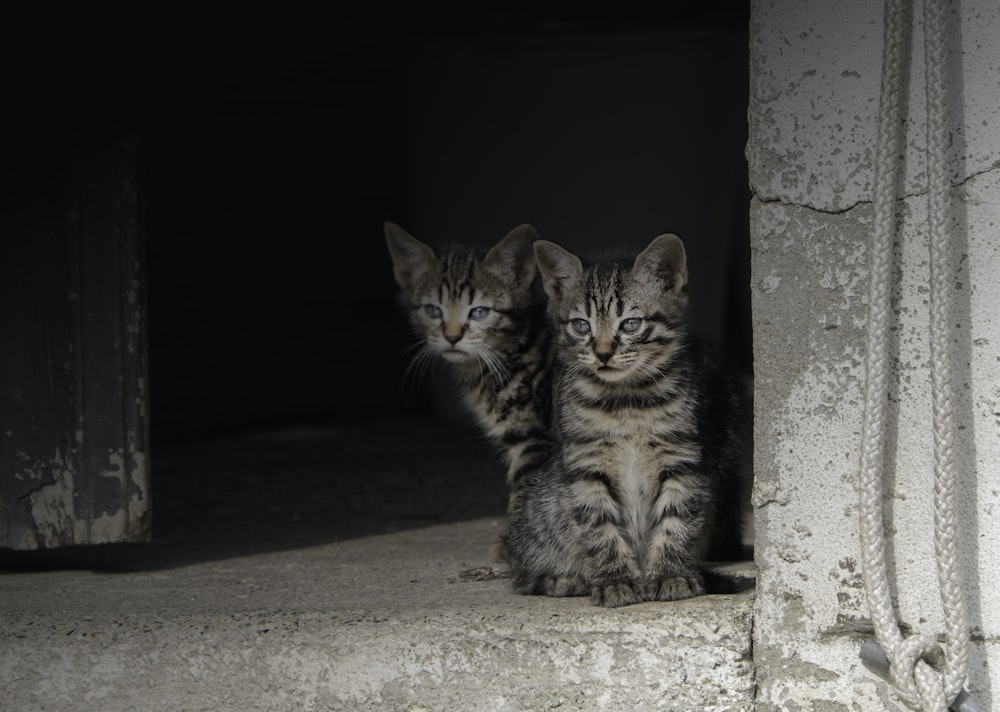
[505,234,747,607]
[385,222,556,491]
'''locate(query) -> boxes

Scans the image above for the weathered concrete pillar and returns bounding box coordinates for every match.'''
[749,0,1000,708]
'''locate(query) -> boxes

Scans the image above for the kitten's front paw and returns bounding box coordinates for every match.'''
[543,574,588,597]
[645,572,705,601]
[591,579,643,607]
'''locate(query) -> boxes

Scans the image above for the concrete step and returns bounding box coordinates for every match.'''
[1,518,755,711]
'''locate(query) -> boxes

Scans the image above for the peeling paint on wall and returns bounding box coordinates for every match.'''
[9,440,150,549]
[21,447,81,549]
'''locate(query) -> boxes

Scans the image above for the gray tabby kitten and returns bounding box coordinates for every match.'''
[506,234,747,607]
[385,222,556,491]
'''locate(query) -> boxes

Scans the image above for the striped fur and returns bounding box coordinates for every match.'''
[385,222,556,491]
[506,235,747,607]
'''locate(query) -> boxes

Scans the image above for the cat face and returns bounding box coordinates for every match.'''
[386,222,539,375]
[534,235,689,384]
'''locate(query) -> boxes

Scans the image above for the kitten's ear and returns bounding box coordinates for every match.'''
[533,240,583,302]
[385,222,438,292]
[633,233,688,294]
[482,224,539,292]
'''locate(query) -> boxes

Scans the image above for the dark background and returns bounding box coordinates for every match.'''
[7,2,751,443]
[1,3,753,556]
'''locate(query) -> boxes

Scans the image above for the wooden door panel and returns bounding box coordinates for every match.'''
[1,116,150,549]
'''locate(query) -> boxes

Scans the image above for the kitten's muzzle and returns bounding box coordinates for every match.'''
[593,335,616,366]
[443,324,466,345]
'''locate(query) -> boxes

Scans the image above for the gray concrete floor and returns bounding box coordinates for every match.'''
[0,417,757,711]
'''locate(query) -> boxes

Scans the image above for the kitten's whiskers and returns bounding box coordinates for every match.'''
[402,345,441,391]
[476,343,511,384]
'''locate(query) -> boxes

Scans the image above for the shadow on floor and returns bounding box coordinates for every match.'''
[0,417,509,573]
[1,414,756,600]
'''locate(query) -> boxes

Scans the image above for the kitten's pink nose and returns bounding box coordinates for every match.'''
[594,337,614,365]
[443,324,465,344]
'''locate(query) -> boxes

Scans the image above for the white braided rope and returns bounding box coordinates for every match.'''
[858,0,971,710]
[923,0,971,702]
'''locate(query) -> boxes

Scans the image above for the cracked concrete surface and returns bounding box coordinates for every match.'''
[748,0,1000,214]
[749,0,1000,708]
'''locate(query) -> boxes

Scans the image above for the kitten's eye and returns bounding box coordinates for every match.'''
[620,318,642,334]
[424,304,443,319]
[570,319,591,335]
[468,306,491,321]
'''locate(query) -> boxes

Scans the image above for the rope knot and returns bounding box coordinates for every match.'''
[892,634,947,709]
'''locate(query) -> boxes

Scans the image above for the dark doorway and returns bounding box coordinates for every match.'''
[3,4,750,558]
